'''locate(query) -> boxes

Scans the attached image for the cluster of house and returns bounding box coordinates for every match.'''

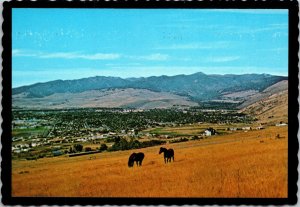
[12,144,31,153]
[12,127,142,154]
[227,126,264,131]
[228,126,251,131]
[12,119,288,155]
[225,122,287,133]
[12,142,42,153]
[12,119,47,129]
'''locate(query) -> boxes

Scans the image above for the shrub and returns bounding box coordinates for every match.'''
[192,136,202,140]
[111,138,129,151]
[170,137,189,143]
[85,147,92,152]
[129,140,141,149]
[69,147,75,153]
[26,157,37,160]
[105,136,121,143]
[99,143,108,152]
[74,144,83,152]
[140,140,166,148]
[108,138,166,152]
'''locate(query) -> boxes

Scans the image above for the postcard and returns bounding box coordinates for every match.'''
[2,0,298,205]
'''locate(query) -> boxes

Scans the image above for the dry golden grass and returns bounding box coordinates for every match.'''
[240,90,288,125]
[12,126,287,197]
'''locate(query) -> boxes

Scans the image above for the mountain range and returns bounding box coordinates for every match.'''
[12,72,288,110]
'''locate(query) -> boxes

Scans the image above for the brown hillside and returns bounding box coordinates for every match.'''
[12,88,199,109]
[239,80,288,125]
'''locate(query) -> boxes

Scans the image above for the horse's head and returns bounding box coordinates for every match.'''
[128,153,136,167]
[128,161,134,167]
[159,147,165,154]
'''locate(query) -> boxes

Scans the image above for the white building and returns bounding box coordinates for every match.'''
[204,130,212,136]
[276,123,287,127]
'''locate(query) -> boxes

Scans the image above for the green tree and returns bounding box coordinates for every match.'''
[99,143,108,152]
[74,144,83,152]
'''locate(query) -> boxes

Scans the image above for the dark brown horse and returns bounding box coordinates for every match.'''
[159,147,174,163]
[128,152,145,167]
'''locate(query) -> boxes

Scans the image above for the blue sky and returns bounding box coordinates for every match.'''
[12,9,288,87]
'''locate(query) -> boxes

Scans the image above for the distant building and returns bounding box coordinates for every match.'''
[256,126,265,130]
[203,128,217,136]
[204,130,212,136]
[276,123,287,127]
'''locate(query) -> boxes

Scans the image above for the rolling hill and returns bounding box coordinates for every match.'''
[12,88,199,109]
[238,80,288,124]
[12,72,288,110]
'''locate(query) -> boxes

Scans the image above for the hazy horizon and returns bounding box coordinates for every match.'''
[13,9,288,87]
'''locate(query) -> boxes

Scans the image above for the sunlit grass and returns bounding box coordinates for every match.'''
[12,126,287,197]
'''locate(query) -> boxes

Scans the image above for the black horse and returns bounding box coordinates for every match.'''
[159,147,174,163]
[128,152,145,167]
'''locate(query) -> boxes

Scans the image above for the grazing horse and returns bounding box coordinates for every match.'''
[128,152,145,167]
[159,147,174,163]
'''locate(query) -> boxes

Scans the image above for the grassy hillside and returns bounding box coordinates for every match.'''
[12,125,287,197]
[239,80,288,125]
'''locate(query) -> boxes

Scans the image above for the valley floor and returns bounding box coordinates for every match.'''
[12,126,287,197]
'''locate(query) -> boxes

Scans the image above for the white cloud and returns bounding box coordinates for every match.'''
[223,24,288,36]
[105,63,142,67]
[12,49,37,57]
[205,56,240,63]
[40,52,121,60]
[156,41,229,50]
[128,53,170,61]
[13,49,121,60]
[13,49,169,61]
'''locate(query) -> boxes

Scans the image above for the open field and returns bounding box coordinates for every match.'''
[12,126,287,197]
[143,123,253,137]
